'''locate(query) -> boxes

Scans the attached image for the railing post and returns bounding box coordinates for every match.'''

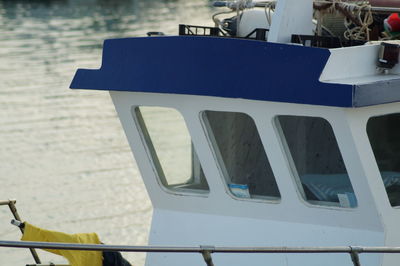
[200,245,215,266]
[7,200,41,264]
[349,246,362,266]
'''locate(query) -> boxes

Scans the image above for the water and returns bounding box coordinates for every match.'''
[0,0,215,265]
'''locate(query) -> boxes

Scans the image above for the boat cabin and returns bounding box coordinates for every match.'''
[71,1,400,265]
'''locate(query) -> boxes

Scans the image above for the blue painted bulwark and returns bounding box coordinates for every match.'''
[70,36,355,107]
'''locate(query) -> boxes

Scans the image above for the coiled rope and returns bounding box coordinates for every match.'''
[314,0,373,40]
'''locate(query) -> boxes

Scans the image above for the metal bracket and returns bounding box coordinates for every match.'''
[200,245,215,266]
[350,246,362,266]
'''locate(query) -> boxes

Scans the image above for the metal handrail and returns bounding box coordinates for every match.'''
[0,199,17,206]
[3,240,400,266]
[26,265,69,266]
[4,240,400,253]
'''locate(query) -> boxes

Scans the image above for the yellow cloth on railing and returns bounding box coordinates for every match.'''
[21,222,102,266]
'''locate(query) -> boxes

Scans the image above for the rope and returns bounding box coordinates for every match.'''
[313,0,373,40]
[343,1,373,40]
[264,1,274,26]
[212,10,236,29]
[212,0,375,41]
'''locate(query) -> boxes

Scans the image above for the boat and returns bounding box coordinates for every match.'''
[3,0,400,265]
[69,0,400,265]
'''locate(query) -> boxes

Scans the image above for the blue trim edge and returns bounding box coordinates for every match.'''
[70,36,354,107]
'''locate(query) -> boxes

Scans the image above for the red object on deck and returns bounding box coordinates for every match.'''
[385,13,400,32]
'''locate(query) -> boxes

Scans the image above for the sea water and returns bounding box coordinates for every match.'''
[0,0,214,264]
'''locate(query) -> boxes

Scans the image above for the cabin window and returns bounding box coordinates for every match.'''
[203,111,280,201]
[134,106,209,193]
[276,116,357,208]
[367,113,400,207]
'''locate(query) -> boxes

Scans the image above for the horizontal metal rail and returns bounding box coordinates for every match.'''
[0,199,16,206]
[2,240,400,253]
[0,241,400,253]
[3,240,400,266]
[26,264,69,266]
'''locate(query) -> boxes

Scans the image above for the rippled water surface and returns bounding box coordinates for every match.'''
[0,0,215,264]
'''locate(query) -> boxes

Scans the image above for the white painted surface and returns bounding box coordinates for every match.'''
[345,103,400,266]
[108,91,400,266]
[268,0,314,43]
[237,9,271,39]
[147,209,382,266]
[320,44,400,84]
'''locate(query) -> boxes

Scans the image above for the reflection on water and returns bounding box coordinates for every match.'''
[0,0,214,265]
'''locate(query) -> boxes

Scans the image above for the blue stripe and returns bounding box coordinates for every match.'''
[70,36,355,107]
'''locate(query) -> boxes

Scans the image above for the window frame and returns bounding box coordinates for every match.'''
[366,112,400,208]
[133,105,210,197]
[274,114,358,209]
[201,110,281,203]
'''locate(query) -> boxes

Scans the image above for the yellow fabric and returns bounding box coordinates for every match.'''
[21,222,102,266]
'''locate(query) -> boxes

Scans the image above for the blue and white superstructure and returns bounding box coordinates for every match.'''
[69,1,400,265]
